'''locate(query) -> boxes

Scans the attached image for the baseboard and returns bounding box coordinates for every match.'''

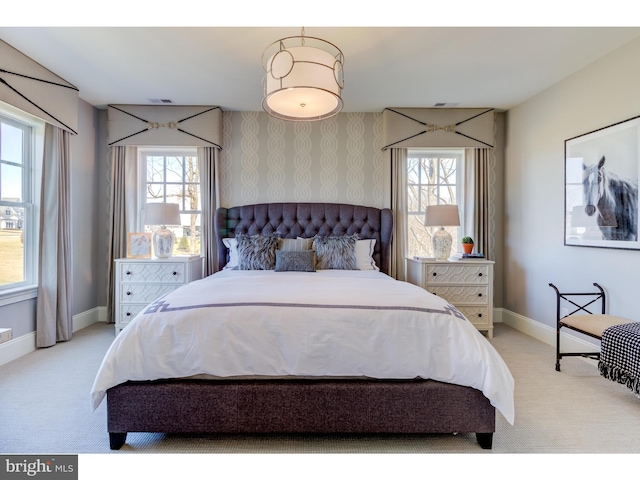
[72,306,106,332]
[499,307,599,353]
[0,331,36,368]
[0,306,107,367]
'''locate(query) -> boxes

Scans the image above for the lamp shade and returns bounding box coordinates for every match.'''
[145,203,181,227]
[424,205,460,227]
[262,30,344,121]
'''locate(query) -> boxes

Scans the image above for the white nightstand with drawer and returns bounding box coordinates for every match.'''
[406,258,495,338]
[113,256,203,334]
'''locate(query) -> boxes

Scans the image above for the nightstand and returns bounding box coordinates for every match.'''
[113,256,203,334]
[406,258,495,338]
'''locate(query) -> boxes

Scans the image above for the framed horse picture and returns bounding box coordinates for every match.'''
[565,114,640,250]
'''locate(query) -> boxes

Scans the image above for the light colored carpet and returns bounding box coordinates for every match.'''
[1,322,639,456]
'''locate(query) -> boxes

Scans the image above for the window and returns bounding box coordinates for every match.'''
[407,149,464,258]
[138,147,201,256]
[0,105,43,301]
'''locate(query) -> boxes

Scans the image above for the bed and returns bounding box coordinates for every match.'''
[92,202,514,450]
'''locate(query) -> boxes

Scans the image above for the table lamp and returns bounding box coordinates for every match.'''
[145,203,181,258]
[424,204,460,261]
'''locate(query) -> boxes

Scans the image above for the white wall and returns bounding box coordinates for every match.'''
[504,36,640,332]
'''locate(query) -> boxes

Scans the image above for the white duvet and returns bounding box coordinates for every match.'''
[91,269,515,424]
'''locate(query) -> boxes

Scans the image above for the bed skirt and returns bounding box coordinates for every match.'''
[106,378,496,450]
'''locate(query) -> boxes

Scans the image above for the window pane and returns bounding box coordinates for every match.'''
[174,212,201,255]
[1,163,23,201]
[146,156,165,183]
[407,157,420,184]
[407,150,462,258]
[165,156,184,183]
[185,183,201,211]
[141,148,201,256]
[0,206,25,286]
[146,183,164,201]
[421,158,435,182]
[165,184,184,206]
[407,185,420,212]
[1,123,24,164]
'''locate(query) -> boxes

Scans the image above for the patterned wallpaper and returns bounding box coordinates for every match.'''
[218,111,386,208]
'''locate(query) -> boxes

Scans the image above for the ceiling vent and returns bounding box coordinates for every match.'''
[149,98,174,104]
[434,102,459,107]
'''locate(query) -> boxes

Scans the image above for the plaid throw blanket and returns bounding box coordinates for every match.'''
[599,322,640,396]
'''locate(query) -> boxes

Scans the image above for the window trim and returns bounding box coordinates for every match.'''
[406,148,465,257]
[0,102,43,304]
[136,147,202,256]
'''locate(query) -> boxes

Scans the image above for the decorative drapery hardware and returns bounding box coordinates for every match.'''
[147,121,179,130]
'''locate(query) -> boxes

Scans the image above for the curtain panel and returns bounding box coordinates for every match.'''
[105,146,138,324]
[36,125,72,347]
[389,148,408,281]
[464,148,493,260]
[198,146,220,276]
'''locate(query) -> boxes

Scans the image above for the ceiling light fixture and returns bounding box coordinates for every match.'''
[262,28,344,121]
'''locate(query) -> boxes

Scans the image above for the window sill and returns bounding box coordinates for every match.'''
[0,286,38,307]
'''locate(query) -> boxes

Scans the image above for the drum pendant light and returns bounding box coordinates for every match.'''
[262,28,344,121]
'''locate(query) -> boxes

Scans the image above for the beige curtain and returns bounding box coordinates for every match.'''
[36,124,72,347]
[464,148,491,259]
[390,148,408,281]
[198,146,220,276]
[106,146,138,324]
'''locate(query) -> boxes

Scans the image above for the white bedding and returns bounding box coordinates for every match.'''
[91,269,515,424]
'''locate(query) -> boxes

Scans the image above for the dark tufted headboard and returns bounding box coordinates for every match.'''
[215,203,394,275]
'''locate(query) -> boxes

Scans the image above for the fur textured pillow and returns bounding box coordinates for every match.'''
[236,233,280,270]
[274,250,316,272]
[313,234,359,270]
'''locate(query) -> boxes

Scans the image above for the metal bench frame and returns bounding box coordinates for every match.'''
[549,282,607,372]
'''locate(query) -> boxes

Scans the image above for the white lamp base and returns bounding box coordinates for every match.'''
[152,227,175,258]
[432,227,453,261]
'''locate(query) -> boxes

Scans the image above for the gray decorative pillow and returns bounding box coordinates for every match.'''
[313,234,359,270]
[236,233,280,270]
[278,237,313,251]
[274,250,316,272]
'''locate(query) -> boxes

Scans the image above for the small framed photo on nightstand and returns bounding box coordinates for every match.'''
[127,232,152,258]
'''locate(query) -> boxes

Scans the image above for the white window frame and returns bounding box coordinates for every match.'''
[137,147,202,256]
[407,148,466,258]
[0,102,44,306]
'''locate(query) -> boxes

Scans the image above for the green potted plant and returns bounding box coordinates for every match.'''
[461,236,474,254]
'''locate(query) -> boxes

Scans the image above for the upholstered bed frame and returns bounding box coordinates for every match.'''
[106,203,496,450]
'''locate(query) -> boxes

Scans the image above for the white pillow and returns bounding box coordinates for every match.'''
[222,237,238,269]
[355,239,379,271]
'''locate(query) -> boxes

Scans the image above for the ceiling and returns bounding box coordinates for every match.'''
[1,26,639,112]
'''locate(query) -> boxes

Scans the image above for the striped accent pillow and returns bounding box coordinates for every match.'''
[356,239,379,271]
[278,237,313,251]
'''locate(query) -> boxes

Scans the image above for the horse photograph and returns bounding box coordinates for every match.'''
[565,115,640,249]
[582,155,638,241]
